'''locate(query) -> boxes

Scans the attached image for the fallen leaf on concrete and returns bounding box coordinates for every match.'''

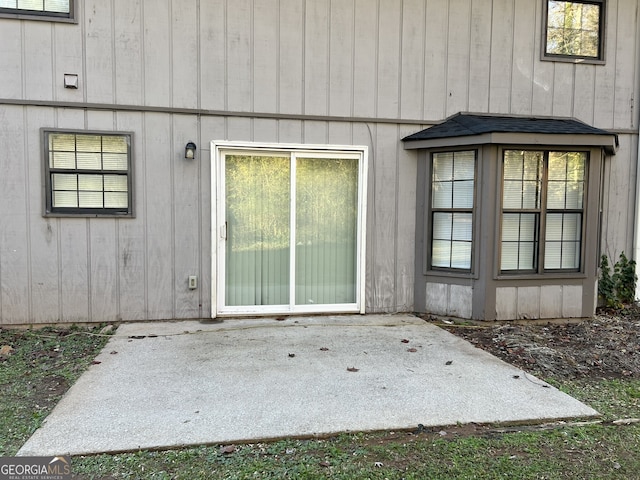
[110,351,118,355]
[401,339,410,343]
[347,367,359,372]
[288,353,296,358]
[445,360,453,365]
[91,360,102,365]
[407,348,417,352]
[320,347,329,351]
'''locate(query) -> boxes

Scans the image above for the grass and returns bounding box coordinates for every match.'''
[1,326,639,479]
[0,325,111,456]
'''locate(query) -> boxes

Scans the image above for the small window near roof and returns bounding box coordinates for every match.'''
[43,130,133,217]
[430,150,476,271]
[0,0,74,21]
[543,0,604,62]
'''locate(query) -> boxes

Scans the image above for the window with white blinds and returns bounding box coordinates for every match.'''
[501,149,586,273]
[43,131,133,216]
[430,150,476,271]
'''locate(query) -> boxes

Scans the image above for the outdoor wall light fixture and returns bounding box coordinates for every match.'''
[185,142,197,160]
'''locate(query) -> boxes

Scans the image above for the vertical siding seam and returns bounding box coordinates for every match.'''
[51,23,56,101]
[397,0,403,120]
[23,107,33,323]
[140,0,146,105]
[350,0,356,118]
[302,0,307,120]
[142,113,149,318]
[371,123,378,309]
[111,0,117,104]
[56,217,63,321]
[169,0,174,109]
[466,0,473,114]
[196,113,203,317]
[487,0,494,112]
[529,0,538,115]
[327,0,331,119]
[54,111,63,322]
[114,112,121,320]
[393,124,401,309]
[276,0,281,116]
[251,0,255,119]
[633,0,640,130]
[85,217,92,322]
[421,0,427,119]
[444,0,451,116]
[508,0,516,114]
[170,115,176,317]
[196,0,201,110]
[224,0,228,111]
[374,0,380,118]
[196,1,203,316]
[84,111,92,322]
[571,64,577,118]
[80,0,87,104]
[20,22,25,98]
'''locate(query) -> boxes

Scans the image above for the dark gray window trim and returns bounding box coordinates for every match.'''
[541,0,606,64]
[497,147,590,276]
[426,148,478,275]
[42,128,135,218]
[0,0,76,23]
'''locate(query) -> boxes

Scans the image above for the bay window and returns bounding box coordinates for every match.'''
[501,149,586,273]
[430,150,476,271]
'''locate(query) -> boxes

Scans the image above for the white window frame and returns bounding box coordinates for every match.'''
[0,0,75,22]
[212,141,368,317]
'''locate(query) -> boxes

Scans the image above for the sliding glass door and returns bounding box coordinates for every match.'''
[215,145,367,316]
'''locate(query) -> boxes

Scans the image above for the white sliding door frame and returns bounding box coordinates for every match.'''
[212,141,368,317]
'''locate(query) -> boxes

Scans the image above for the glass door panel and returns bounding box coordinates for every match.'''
[295,157,359,305]
[224,154,290,306]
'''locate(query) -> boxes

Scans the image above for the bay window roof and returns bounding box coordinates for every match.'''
[403,113,618,155]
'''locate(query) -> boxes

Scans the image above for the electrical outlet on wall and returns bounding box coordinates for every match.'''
[188,276,198,290]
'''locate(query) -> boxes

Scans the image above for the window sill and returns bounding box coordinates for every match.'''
[0,12,75,23]
[43,212,134,218]
[540,54,605,66]
[495,272,587,281]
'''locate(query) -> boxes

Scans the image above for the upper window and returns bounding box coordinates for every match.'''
[43,130,133,217]
[500,149,586,274]
[429,150,476,271]
[543,0,605,62]
[0,0,74,21]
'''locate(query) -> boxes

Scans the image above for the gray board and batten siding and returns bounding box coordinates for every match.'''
[0,0,638,325]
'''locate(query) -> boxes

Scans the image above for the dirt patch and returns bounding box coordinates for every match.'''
[425,306,640,381]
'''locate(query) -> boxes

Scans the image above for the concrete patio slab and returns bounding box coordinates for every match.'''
[18,315,599,456]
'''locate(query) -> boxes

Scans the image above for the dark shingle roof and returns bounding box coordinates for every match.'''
[403,113,617,142]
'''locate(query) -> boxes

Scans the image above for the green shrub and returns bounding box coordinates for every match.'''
[599,252,637,308]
